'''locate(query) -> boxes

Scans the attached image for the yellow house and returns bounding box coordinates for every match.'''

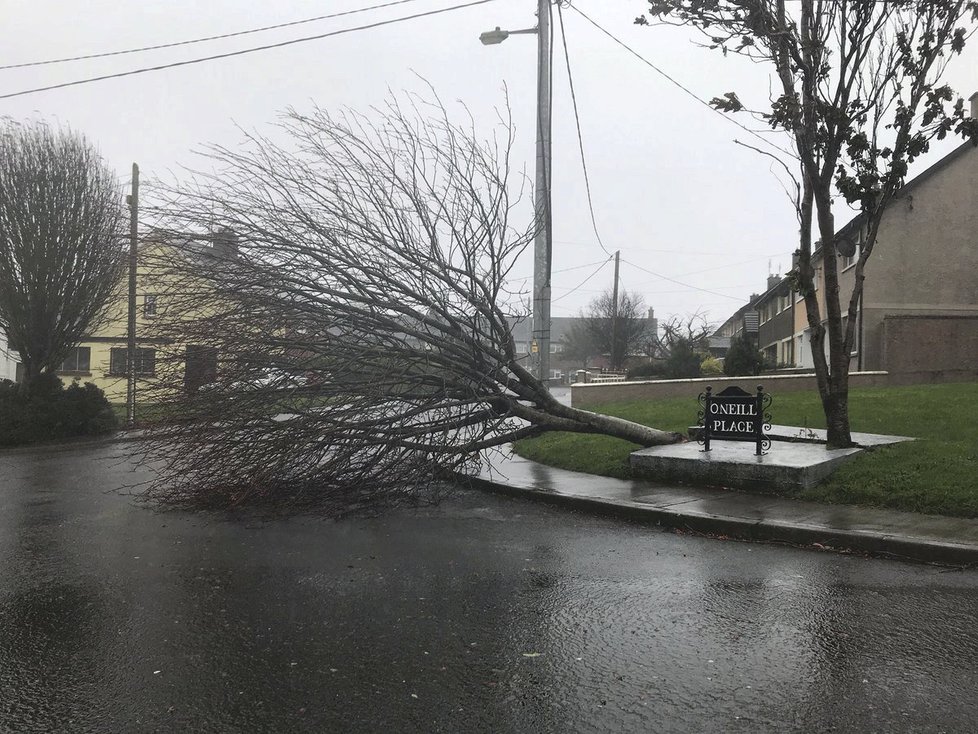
[56,237,222,404]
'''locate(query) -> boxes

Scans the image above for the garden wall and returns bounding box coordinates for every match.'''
[571,371,892,408]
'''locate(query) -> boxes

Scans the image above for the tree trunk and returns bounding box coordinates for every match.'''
[563,405,683,447]
[18,359,42,394]
[511,398,683,447]
[822,378,852,448]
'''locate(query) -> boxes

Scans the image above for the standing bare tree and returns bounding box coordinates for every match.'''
[139,95,681,512]
[561,319,602,369]
[658,313,711,355]
[638,0,978,446]
[0,120,125,389]
[578,289,651,370]
[658,313,712,378]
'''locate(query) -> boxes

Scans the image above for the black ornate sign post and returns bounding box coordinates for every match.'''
[697,385,772,455]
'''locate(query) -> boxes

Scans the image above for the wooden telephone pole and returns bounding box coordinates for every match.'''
[126,163,139,428]
[610,250,620,370]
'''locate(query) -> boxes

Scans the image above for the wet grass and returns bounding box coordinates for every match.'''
[514,382,978,518]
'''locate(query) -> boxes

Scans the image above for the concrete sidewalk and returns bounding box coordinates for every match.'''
[469,450,978,566]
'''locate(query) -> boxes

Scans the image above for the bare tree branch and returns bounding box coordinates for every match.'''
[0,120,125,388]
[135,93,682,513]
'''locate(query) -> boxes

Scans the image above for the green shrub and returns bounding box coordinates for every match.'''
[723,335,766,376]
[626,362,660,381]
[0,374,118,446]
[700,356,724,376]
[663,339,702,379]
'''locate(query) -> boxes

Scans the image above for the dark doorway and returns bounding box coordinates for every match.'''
[184,345,217,393]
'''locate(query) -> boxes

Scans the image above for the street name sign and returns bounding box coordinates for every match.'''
[697,385,772,455]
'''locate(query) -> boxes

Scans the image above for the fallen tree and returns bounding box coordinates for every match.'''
[139,95,681,512]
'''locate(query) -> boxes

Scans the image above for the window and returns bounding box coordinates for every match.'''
[109,347,156,376]
[781,338,795,366]
[143,294,158,317]
[59,347,91,373]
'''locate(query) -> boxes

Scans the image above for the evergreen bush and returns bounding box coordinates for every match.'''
[0,374,118,446]
[626,362,660,381]
[663,339,703,379]
[723,335,766,376]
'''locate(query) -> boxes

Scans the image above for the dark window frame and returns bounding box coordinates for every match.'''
[58,346,91,373]
[109,347,156,377]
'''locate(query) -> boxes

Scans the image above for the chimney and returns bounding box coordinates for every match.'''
[212,227,238,259]
[970,91,978,120]
[767,274,781,291]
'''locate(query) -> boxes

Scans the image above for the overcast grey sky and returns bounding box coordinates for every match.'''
[2,1,976,325]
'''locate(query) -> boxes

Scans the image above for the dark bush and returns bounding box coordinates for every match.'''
[663,339,703,379]
[626,362,661,381]
[0,374,118,446]
[723,335,767,376]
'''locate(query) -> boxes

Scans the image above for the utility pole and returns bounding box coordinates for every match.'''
[126,163,139,428]
[478,2,553,382]
[610,250,620,370]
[532,0,552,383]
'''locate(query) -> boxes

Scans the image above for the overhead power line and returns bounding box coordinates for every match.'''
[510,257,614,284]
[552,256,612,303]
[555,3,611,258]
[567,4,795,159]
[621,257,745,301]
[0,0,427,71]
[0,0,497,101]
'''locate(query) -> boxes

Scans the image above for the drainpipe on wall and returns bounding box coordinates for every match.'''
[788,289,801,367]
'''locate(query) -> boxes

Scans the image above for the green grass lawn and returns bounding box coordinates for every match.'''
[514,382,978,518]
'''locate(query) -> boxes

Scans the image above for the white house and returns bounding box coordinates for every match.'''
[0,331,17,381]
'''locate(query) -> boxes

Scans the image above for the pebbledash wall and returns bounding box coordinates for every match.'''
[881,315,978,378]
[569,371,950,408]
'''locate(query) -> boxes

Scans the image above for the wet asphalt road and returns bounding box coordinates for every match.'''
[1,444,978,733]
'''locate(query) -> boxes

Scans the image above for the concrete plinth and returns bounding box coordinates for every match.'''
[687,424,914,447]
[630,441,862,493]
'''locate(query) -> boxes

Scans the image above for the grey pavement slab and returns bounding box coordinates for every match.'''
[766,424,916,446]
[471,449,978,565]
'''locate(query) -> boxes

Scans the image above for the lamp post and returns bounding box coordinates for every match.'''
[481,0,552,383]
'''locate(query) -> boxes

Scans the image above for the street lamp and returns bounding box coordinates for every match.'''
[480,1,553,383]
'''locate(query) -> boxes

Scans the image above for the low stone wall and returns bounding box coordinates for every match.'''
[571,371,891,407]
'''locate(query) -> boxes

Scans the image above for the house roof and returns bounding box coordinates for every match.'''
[710,293,763,337]
[712,137,977,332]
[752,276,793,306]
[823,138,978,250]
